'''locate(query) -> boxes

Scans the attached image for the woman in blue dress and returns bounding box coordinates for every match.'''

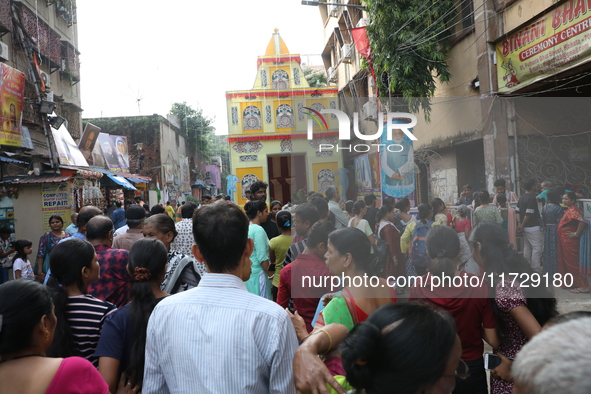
[244,200,271,299]
[541,189,564,275]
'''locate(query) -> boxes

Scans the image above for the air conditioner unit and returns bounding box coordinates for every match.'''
[363,100,378,121]
[328,67,338,83]
[40,71,50,89]
[341,44,352,63]
[356,18,370,28]
[329,4,338,17]
[0,42,9,61]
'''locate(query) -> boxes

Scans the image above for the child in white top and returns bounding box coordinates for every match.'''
[13,239,35,280]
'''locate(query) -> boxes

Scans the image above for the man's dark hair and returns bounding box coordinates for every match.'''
[325,186,338,200]
[116,201,122,208]
[201,195,212,202]
[166,201,171,205]
[224,195,231,201]
[134,196,143,203]
[127,219,144,229]
[307,220,334,249]
[150,205,166,215]
[181,202,198,219]
[192,202,249,273]
[0,226,11,234]
[462,184,472,190]
[124,199,132,206]
[364,193,377,206]
[309,197,329,219]
[249,181,268,196]
[86,216,114,241]
[494,179,506,187]
[295,203,320,226]
[523,179,536,191]
[77,206,103,228]
[307,191,315,197]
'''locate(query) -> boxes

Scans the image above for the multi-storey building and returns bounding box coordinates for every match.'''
[315,0,591,205]
[0,0,82,152]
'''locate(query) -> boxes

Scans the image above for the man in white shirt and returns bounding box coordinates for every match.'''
[325,186,348,229]
[143,201,298,393]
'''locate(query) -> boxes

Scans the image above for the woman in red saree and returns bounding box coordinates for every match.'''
[558,192,589,293]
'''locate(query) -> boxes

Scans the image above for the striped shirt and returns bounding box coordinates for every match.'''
[66,294,116,366]
[143,273,298,394]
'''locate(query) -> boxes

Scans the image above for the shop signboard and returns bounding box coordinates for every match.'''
[41,184,72,233]
[497,3,591,93]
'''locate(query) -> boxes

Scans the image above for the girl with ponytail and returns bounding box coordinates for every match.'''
[409,225,499,394]
[96,238,169,393]
[469,222,557,394]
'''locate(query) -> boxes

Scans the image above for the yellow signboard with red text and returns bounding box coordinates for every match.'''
[496,1,591,93]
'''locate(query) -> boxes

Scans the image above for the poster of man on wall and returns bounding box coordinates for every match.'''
[78,123,101,163]
[0,64,25,146]
[380,117,416,202]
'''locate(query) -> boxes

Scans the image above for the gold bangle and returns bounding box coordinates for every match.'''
[317,328,333,354]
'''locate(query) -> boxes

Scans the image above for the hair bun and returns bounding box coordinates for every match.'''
[133,267,151,282]
[341,321,381,390]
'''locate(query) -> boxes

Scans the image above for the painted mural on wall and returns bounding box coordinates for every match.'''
[317,169,335,194]
[241,174,259,199]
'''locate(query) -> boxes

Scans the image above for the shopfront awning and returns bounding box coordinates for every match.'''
[105,174,137,191]
[10,174,73,184]
[191,179,209,189]
[127,177,149,184]
[0,156,28,164]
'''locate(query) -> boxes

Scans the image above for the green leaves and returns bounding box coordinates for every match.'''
[364,0,457,118]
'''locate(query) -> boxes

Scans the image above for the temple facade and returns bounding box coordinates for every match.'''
[226,30,344,206]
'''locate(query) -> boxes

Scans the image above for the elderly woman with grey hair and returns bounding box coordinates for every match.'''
[513,317,591,394]
[452,204,479,275]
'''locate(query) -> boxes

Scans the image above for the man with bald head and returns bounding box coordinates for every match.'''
[43,205,104,285]
[86,216,131,307]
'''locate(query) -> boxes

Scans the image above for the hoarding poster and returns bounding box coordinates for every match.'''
[78,123,101,163]
[41,184,72,233]
[180,156,191,193]
[497,2,591,93]
[111,135,130,173]
[354,153,381,199]
[98,133,123,173]
[0,64,25,146]
[52,120,89,167]
[380,117,416,206]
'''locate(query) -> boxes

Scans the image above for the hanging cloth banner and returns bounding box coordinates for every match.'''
[0,63,25,146]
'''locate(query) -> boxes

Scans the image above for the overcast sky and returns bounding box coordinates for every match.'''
[76,0,326,135]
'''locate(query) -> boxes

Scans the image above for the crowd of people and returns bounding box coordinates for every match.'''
[0,179,589,393]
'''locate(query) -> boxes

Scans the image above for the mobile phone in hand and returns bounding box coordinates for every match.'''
[485,353,515,370]
[484,353,501,370]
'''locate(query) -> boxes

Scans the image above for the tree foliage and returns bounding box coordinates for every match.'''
[364,0,457,117]
[303,67,328,88]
